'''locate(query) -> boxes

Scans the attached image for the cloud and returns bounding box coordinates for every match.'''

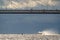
[38,29,59,35]
[6,1,37,9]
[0,0,59,9]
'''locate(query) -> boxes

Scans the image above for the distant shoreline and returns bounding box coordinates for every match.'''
[0,10,60,14]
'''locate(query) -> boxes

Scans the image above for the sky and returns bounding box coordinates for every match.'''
[0,14,60,34]
[0,0,60,10]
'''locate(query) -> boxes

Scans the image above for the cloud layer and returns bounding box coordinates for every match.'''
[0,0,60,9]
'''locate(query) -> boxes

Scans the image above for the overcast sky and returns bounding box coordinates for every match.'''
[0,14,60,34]
[0,0,60,10]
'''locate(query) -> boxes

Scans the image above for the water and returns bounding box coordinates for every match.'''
[0,12,60,34]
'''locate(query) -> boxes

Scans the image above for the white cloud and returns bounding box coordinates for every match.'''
[0,0,60,9]
[7,0,37,9]
[38,29,58,35]
[42,30,57,35]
